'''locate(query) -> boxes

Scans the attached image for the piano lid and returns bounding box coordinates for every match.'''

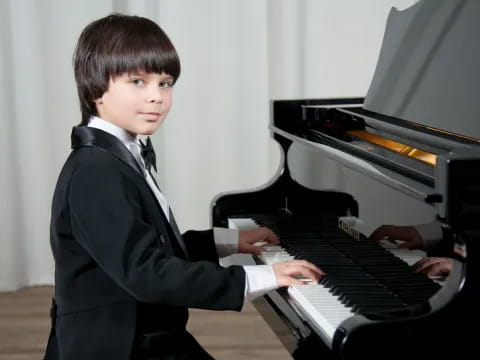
[364,0,480,140]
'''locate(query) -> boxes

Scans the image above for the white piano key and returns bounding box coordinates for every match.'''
[228,217,258,229]
[288,284,353,344]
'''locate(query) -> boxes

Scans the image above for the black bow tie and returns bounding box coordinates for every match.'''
[140,137,157,172]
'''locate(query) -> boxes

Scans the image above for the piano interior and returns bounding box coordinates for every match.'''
[212,1,480,358]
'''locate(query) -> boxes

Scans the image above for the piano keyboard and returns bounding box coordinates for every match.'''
[228,215,440,347]
[256,242,353,342]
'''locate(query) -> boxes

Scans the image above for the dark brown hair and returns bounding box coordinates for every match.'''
[73,13,181,125]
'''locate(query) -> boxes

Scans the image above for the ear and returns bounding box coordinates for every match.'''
[93,97,104,118]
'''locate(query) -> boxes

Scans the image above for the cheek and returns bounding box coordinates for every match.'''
[165,102,172,114]
[164,95,173,111]
[119,96,142,112]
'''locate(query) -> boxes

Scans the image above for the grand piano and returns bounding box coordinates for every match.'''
[211,0,480,358]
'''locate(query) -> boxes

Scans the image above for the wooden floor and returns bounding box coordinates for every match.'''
[0,286,291,359]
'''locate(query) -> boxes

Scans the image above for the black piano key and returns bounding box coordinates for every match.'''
[250,213,441,314]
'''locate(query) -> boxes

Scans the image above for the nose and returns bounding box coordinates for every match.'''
[147,86,163,104]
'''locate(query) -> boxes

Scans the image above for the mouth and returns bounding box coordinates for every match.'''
[140,112,162,121]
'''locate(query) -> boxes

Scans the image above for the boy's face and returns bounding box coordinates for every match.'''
[95,72,174,135]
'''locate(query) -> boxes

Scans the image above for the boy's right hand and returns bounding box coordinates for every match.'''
[272,260,324,287]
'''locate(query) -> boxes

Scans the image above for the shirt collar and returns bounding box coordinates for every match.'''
[87,116,139,145]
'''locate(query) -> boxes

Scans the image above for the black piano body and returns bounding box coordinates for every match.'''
[211,1,480,358]
[212,97,480,359]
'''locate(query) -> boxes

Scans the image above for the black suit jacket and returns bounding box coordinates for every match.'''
[45,126,245,360]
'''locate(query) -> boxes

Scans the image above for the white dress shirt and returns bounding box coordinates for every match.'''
[87,116,278,304]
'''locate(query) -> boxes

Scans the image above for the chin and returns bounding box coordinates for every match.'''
[139,129,156,136]
[138,125,160,136]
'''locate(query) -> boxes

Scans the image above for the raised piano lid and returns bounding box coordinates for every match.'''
[270,101,441,202]
[364,0,480,140]
[279,0,480,197]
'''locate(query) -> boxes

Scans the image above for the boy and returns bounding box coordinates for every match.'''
[45,13,322,360]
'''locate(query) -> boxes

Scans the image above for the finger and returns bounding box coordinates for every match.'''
[273,261,325,287]
[369,226,390,241]
[387,238,399,244]
[282,277,306,287]
[260,227,279,245]
[412,258,429,271]
[286,262,324,281]
[413,257,439,272]
[414,262,431,273]
[397,241,416,249]
[253,241,267,247]
[424,260,453,278]
[287,260,324,276]
[418,262,441,277]
[370,225,401,241]
[423,263,441,277]
[244,244,263,255]
[291,274,315,283]
[292,266,322,283]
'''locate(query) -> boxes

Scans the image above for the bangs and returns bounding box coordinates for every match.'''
[106,31,181,81]
[84,14,181,82]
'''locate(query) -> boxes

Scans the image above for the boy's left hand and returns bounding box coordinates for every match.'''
[238,227,279,255]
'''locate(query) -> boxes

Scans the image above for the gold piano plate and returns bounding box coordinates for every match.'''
[347,130,437,166]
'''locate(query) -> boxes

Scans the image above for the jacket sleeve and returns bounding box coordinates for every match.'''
[68,151,245,310]
[182,229,219,263]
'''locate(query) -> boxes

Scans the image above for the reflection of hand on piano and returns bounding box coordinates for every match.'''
[238,227,279,255]
[369,224,424,250]
[412,256,453,278]
[371,225,451,281]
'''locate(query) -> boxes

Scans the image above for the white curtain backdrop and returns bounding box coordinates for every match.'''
[0,0,417,291]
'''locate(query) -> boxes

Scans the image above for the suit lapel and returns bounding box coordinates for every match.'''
[71,126,144,176]
[70,126,189,260]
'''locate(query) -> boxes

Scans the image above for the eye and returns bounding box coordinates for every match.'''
[159,80,173,89]
[130,78,144,86]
